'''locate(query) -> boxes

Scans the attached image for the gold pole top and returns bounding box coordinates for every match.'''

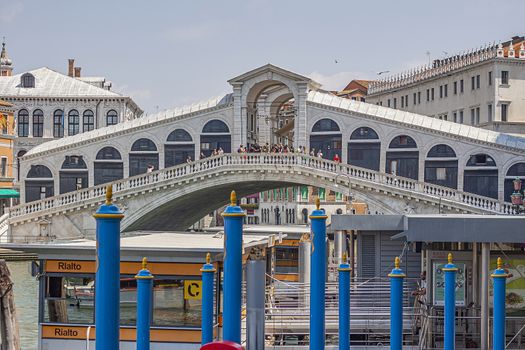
[105,185,113,205]
[342,252,347,263]
[142,257,148,270]
[206,252,211,264]
[497,257,503,269]
[230,190,237,206]
[448,253,453,264]
[395,256,400,269]
[316,197,320,210]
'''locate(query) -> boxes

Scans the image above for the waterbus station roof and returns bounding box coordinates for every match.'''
[331,214,525,243]
[1,231,277,263]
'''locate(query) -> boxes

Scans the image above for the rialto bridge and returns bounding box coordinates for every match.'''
[7,64,525,241]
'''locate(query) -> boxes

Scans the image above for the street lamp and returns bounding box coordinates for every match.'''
[511,177,524,214]
[335,173,354,204]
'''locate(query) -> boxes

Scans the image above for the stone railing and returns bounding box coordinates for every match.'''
[0,213,9,243]
[7,153,515,223]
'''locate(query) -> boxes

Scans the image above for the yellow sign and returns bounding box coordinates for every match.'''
[184,280,202,300]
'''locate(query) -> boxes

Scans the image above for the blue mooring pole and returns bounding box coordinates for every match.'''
[201,252,216,345]
[338,252,351,350]
[309,197,328,350]
[443,253,458,350]
[492,257,508,350]
[94,185,124,350]
[221,191,245,344]
[388,256,405,350]
[135,257,154,350]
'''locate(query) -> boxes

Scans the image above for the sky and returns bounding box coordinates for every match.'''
[1,0,524,114]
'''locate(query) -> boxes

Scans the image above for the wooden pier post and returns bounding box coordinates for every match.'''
[0,260,20,350]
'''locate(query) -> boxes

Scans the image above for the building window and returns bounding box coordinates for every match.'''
[444,84,448,97]
[476,75,480,89]
[68,109,80,136]
[379,101,382,106]
[405,95,408,107]
[387,99,391,107]
[418,91,421,104]
[393,98,397,109]
[53,109,64,138]
[476,107,480,125]
[32,109,44,137]
[360,97,365,102]
[488,104,492,122]
[431,88,434,100]
[413,93,416,105]
[470,108,475,125]
[453,81,457,95]
[0,157,6,178]
[17,109,29,137]
[501,104,508,122]
[453,112,457,123]
[83,110,94,132]
[21,73,35,88]
[426,89,430,102]
[439,85,443,98]
[488,71,492,86]
[401,96,404,108]
[106,110,118,125]
[471,76,475,90]
[460,79,464,93]
[459,110,464,124]
[501,70,509,85]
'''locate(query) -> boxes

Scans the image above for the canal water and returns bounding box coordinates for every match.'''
[7,261,38,350]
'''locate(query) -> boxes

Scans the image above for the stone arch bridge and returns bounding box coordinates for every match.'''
[8,154,517,242]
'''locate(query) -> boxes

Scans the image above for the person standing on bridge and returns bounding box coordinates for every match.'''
[146,164,154,173]
[333,153,340,163]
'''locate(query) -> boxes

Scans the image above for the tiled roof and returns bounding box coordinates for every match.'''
[307,91,525,152]
[0,67,121,98]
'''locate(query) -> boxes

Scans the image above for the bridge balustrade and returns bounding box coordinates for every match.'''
[8,153,518,222]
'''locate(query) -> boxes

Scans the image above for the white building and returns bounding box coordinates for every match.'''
[0,43,143,180]
[366,36,525,134]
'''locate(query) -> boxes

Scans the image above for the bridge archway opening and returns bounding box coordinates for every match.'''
[464,154,498,199]
[94,147,123,186]
[347,127,380,170]
[59,155,88,194]
[424,144,458,189]
[310,118,341,160]
[504,162,525,201]
[165,129,195,166]
[129,138,159,176]
[386,135,418,179]
[25,165,54,202]
[200,120,231,157]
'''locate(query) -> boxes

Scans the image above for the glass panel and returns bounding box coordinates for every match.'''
[120,278,137,325]
[275,246,299,274]
[44,276,94,324]
[153,279,201,327]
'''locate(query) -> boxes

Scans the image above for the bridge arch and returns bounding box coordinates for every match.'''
[94,147,124,186]
[200,119,231,156]
[59,155,89,194]
[129,138,159,176]
[463,153,498,199]
[309,118,342,160]
[386,135,419,179]
[165,128,196,166]
[25,164,54,203]
[424,144,458,189]
[347,126,380,170]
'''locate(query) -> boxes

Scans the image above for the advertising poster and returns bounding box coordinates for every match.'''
[433,261,466,306]
[490,257,525,313]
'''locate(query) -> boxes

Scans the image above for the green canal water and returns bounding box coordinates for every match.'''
[7,261,38,350]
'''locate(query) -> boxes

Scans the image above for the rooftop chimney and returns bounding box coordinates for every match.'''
[68,59,75,77]
[74,67,81,78]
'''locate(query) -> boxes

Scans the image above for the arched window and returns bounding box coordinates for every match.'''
[32,109,44,137]
[200,120,231,156]
[21,73,35,88]
[59,156,88,194]
[386,135,418,179]
[424,144,458,189]
[464,154,498,199]
[25,164,54,202]
[504,163,525,202]
[68,110,80,136]
[166,129,195,167]
[202,120,229,133]
[53,109,64,138]
[312,118,340,132]
[61,156,87,169]
[17,109,29,137]
[301,208,308,224]
[167,129,193,142]
[347,127,380,170]
[310,119,342,160]
[129,138,159,176]
[94,147,123,185]
[106,110,118,126]
[83,110,94,132]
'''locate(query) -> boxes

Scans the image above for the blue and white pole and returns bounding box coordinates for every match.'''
[338,252,351,350]
[388,257,405,350]
[309,197,328,350]
[201,253,216,345]
[135,257,154,350]
[492,257,508,350]
[442,253,458,350]
[221,191,245,344]
[93,185,124,350]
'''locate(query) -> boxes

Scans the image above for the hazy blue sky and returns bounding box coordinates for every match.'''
[1,0,523,113]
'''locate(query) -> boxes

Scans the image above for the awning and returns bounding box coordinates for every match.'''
[0,189,19,199]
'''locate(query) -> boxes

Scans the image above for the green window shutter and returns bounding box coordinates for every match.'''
[319,188,326,200]
[301,186,308,200]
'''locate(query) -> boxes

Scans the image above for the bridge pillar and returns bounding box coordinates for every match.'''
[294,84,308,149]
[232,83,244,149]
